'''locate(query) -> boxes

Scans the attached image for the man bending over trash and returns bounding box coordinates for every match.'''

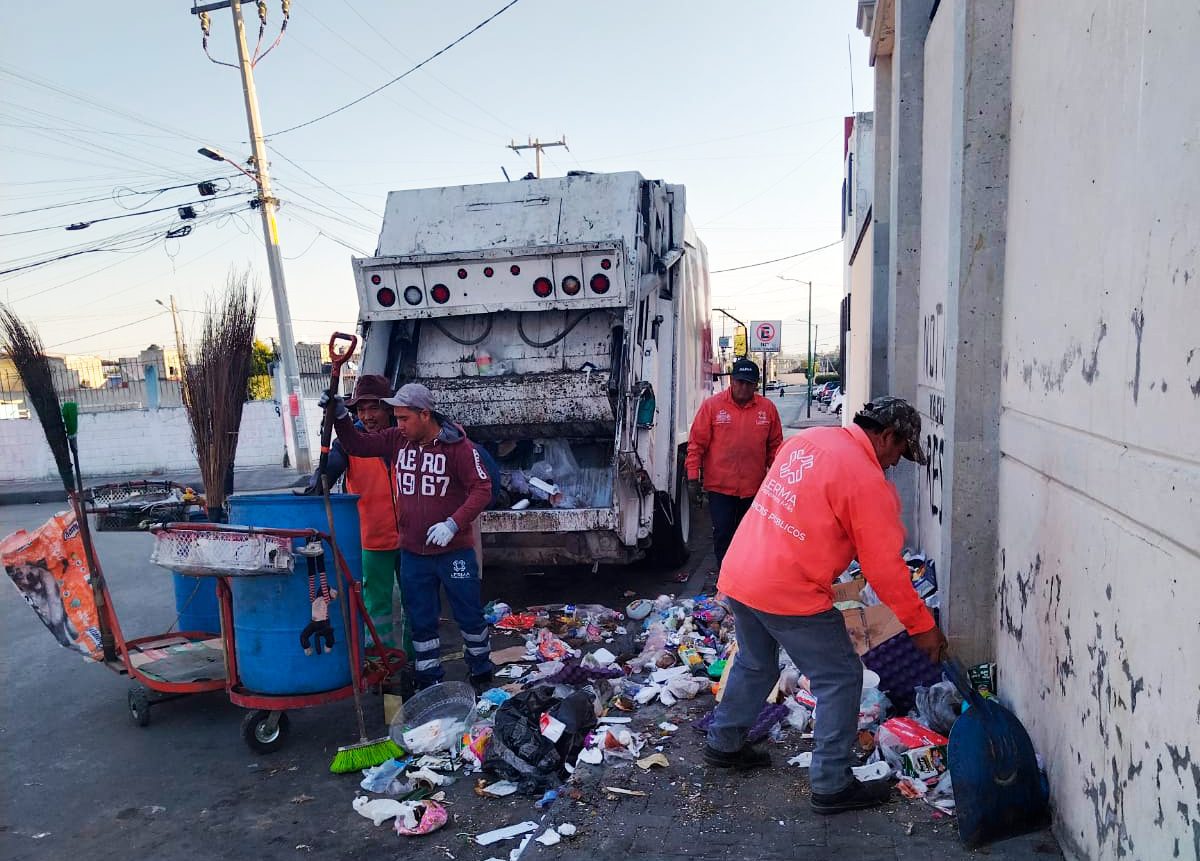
[704,396,948,815]
[323,382,496,691]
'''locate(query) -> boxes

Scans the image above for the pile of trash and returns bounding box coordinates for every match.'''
[492,439,613,511]
[345,592,736,847]
[344,563,1036,847]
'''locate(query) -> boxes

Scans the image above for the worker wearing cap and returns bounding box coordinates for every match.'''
[703,397,948,814]
[323,382,495,690]
[305,374,408,654]
[685,357,783,566]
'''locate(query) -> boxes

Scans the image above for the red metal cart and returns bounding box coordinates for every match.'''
[147,521,405,752]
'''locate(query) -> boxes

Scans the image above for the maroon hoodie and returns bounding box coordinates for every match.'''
[333,415,491,556]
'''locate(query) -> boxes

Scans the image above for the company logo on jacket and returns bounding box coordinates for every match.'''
[715,409,732,424]
[779,449,815,485]
[756,410,769,425]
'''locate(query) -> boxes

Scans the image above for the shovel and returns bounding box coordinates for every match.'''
[943,660,1049,847]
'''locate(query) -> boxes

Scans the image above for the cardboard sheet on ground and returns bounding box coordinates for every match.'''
[490,645,533,665]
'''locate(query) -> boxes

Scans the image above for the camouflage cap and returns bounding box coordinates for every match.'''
[854,396,928,465]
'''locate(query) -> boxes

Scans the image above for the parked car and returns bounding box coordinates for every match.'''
[828,387,845,415]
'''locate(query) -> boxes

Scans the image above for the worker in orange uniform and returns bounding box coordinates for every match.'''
[703,397,948,816]
[685,357,783,567]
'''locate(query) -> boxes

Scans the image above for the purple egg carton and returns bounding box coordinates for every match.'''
[861,632,943,715]
[692,702,789,744]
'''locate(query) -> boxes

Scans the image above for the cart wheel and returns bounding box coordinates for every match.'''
[128,685,152,727]
[241,710,289,754]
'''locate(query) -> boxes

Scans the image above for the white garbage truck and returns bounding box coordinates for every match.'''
[350,171,716,566]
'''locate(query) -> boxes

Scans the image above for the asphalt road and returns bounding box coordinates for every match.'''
[0,456,1057,861]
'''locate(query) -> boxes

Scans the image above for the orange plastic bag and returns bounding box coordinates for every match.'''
[2,510,103,661]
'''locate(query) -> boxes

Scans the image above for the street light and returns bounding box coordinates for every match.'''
[196,143,311,472]
[778,276,814,417]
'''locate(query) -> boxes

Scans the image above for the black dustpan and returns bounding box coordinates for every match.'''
[943,660,1049,847]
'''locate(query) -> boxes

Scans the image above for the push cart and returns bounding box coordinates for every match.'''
[147,521,405,752]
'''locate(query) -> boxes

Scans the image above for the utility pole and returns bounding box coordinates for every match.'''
[192,0,311,473]
[777,277,814,416]
[508,136,568,179]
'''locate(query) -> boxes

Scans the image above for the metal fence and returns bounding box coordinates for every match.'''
[0,358,283,418]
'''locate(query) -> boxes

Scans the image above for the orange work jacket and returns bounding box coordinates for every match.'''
[685,389,783,498]
[717,424,934,634]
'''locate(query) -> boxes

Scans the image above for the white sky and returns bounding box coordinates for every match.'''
[0,1,873,359]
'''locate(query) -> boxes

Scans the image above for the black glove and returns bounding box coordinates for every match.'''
[687,479,705,506]
[317,391,348,420]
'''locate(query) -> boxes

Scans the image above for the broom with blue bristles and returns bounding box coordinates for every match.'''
[321,332,404,774]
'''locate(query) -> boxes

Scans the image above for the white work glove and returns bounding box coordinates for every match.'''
[425,518,459,547]
[317,391,349,420]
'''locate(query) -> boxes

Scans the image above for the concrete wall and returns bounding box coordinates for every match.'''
[0,401,288,482]
[846,222,875,418]
[914,3,953,578]
[996,2,1200,858]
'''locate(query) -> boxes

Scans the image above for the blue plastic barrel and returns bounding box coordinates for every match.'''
[227,493,363,695]
[173,509,220,634]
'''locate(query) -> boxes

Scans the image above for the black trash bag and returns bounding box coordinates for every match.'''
[484,687,564,794]
[549,688,598,762]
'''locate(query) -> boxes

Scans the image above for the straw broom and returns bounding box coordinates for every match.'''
[0,306,73,492]
[182,270,259,519]
[1,305,116,659]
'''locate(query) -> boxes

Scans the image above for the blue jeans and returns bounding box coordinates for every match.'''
[708,598,862,795]
[400,548,494,685]
[708,492,754,566]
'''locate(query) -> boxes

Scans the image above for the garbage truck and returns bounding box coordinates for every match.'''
[350,171,717,566]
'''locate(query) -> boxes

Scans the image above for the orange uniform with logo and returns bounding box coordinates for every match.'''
[685,388,783,498]
[717,424,934,634]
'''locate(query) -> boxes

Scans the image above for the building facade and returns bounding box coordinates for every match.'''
[852,1,1199,857]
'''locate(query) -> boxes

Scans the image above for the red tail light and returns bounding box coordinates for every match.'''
[376,287,396,307]
[403,286,422,305]
[431,284,450,304]
[484,266,495,278]
[589,273,611,294]
[510,264,521,276]
[370,273,383,285]
[561,275,581,296]
[457,268,468,280]
[532,277,553,298]
[599,258,612,270]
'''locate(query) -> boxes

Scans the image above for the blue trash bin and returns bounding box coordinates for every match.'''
[173,508,221,634]
[227,492,362,695]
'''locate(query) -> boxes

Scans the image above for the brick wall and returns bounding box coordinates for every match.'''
[0,401,289,481]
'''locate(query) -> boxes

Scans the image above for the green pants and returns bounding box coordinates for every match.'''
[361,548,412,656]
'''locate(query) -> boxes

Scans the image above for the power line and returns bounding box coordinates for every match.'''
[0,192,247,237]
[268,146,381,219]
[45,311,169,350]
[270,0,523,136]
[710,241,842,274]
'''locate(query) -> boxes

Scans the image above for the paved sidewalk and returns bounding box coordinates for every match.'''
[0,464,307,506]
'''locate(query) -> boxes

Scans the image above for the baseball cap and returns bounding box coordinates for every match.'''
[382,382,436,411]
[853,396,928,465]
[345,374,393,406]
[730,358,760,383]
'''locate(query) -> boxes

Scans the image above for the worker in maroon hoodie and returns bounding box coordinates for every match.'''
[325,382,495,690]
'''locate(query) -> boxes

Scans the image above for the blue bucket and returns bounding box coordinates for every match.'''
[173,509,220,635]
[227,493,362,695]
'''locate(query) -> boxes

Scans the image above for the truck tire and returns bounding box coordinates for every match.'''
[650,463,691,569]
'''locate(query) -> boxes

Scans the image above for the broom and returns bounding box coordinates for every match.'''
[1,306,116,660]
[322,332,403,773]
[182,270,258,519]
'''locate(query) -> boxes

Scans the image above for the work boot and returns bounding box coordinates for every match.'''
[809,778,894,815]
[702,743,771,770]
[469,671,495,693]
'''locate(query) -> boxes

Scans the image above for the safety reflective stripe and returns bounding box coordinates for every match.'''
[415,658,441,671]
[412,637,441,651]
[461,629,489,643]
[465,644,491,656]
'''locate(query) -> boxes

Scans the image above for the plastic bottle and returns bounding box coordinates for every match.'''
[677,643,705,674]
